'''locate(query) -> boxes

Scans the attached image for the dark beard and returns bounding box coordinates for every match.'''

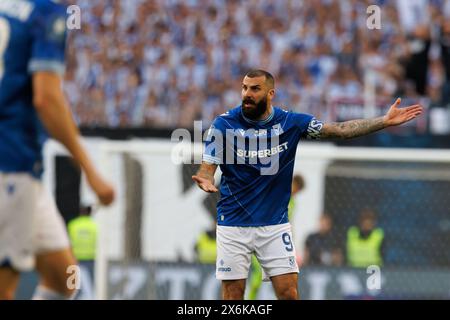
[241,97,268,120]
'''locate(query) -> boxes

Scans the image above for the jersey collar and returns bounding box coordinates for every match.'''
[240,105,275,125]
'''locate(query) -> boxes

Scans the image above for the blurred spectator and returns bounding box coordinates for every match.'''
[68,205,97,263]
[289,174,306,259]
[194,222,216,264]
[304,213,344,267]
[346,208,385,268]
[396,0,431,96]
[438,0,450,105]
[63,0,444,129]
[67,205,98,300]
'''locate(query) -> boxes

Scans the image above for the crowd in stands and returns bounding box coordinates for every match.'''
[64,0,450,129]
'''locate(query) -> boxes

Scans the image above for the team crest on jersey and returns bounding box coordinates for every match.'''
[271,123,284,136]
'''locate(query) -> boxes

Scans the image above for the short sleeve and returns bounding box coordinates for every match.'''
[290,112,323,139]
[304,118,324,140]
[203,119,225,165]
[28,5,67,75]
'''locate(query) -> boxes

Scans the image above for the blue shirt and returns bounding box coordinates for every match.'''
[203,105,323,227]
[0,0,67,178]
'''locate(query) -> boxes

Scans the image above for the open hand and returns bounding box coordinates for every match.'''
[383,98,423,127]
[192,175,218,193]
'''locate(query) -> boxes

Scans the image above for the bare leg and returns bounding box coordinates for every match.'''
[34,248,78,299]
[0,267,20,300]
[222,279,246,300]
[270,272,298,300]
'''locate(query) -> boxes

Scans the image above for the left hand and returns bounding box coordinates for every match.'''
[383,98,423,127]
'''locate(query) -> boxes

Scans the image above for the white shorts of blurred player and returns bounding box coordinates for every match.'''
[216,223,298,281]
[0,173,70,272]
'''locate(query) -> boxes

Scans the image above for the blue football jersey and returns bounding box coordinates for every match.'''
[0,0,67,178]
[203,105,323,227]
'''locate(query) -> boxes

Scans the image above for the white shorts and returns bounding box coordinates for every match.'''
[0,173,70,272]
[216,223,298,281]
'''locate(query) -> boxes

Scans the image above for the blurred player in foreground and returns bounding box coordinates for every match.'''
[193,69,423,300]
[0,0,114,300]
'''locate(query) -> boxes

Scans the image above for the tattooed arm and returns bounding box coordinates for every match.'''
[321,117,386,139]
[192,162,218,193]
[320,98,423,139]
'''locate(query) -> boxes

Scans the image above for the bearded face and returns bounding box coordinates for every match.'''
[241,96,268,120]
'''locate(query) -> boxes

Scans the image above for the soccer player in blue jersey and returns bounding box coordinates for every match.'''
[0,0,114,300]
[192,69,423,300]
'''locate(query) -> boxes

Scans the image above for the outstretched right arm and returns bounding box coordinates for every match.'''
[192,162,218,193]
